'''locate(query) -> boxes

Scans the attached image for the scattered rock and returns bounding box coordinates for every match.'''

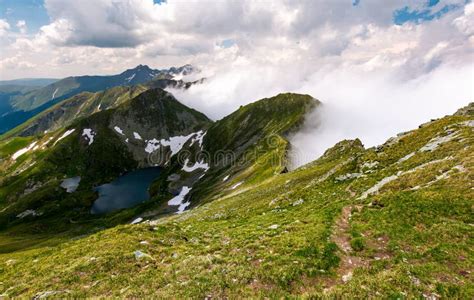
[134,250,152,260]
[420,132,459,152]
[5,259,17,266]
[33,291,61,299]
[342,272,352,283]
[361,161,379,170]
[292,198,304,206]
[335,173,362,182]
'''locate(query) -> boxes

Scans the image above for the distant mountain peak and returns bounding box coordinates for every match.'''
[122,64,156,75]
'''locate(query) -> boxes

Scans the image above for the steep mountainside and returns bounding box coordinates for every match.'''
[10,64,194,111]
[0,92,316,228]
[0,101,471,298]
[0,65,197,135]
[175,93,319,207]
[2,85,149,138]
[0,88,211,231]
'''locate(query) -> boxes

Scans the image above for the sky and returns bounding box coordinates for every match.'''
[0,0,473,166]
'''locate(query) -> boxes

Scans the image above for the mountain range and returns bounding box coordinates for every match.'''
[0,65,472,298]
[0,64,197,134]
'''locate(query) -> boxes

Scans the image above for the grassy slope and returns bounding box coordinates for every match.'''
[188,93,319,202]
[0,107,471,297]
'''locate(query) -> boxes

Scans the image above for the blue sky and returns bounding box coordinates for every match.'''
[0,0,48,33]
[393,0,465,25]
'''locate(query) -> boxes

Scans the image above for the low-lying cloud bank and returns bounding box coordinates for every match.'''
[289,62,473,167]
[169,60,473,168]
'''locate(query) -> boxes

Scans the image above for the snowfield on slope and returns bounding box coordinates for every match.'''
[82,128,96,145]
[168,186,192,213]
[114,126,124,135]
[182,158,210,172]
[12,141,38,160]
[144,132,198,156]
[54,129,76,146]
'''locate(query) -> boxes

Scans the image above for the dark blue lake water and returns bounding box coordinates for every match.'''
[91,167,162,214]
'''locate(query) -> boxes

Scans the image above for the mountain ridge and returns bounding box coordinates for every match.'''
[0,64,199,135]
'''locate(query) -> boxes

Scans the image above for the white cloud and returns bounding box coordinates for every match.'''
[0,19,10,37]
[453,2,474,36]
[41,0,163,47]
[0,0,472,80]
[288,61,473,167]
[16,20,27,34]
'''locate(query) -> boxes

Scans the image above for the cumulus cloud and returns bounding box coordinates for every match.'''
[0,19,10,37]
[1,0,472,79]
[288,62,473,167]
[16,20,27,34]
[38,0,167,47]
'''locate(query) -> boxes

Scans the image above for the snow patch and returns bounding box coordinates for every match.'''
[189,130,207,148]
[82,128,96,145]
[125,73,136,82]
[41,137,54,149]
[145,138,160,153]
[231,182,243,190]
[17,209,41,219]
[168,186,192,213]
[144,133,195,156]
[60,176,81,193]
[51,88,59,99]
[114,126,124,135]
[182,158,209,172]
[223,175,230,182]
[160,133,195,156]
[131,217,143,224]
[12,141,37,160]
[54,129,76,145]
[133,132,142,140]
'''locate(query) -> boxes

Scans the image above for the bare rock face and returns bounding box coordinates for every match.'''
[454,102,474,116]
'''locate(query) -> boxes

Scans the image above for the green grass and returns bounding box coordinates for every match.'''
[0,101,472,297]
